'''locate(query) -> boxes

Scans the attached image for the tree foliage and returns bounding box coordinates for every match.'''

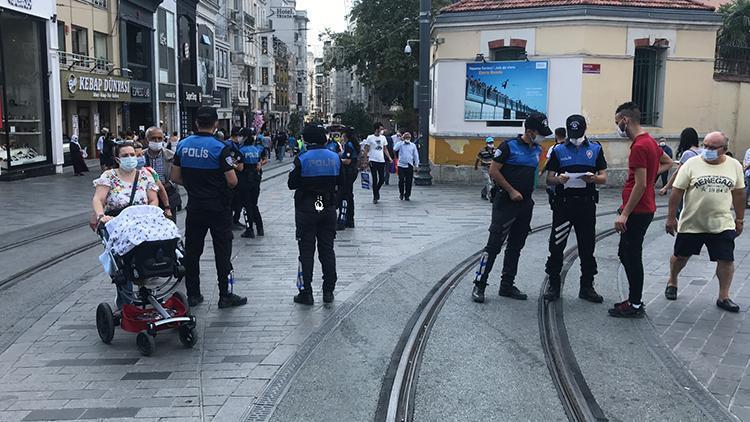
[718,0,750,47]
[287,111,305,136]
[340,102,374,139]
[325,0,451,109]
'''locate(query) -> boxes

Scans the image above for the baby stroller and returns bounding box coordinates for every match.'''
[95,205,197,356]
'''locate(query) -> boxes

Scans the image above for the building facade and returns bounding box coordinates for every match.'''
[177,0,200,136]
[429,0,750,183]
[1,0,63,179]
[155,0,180,136]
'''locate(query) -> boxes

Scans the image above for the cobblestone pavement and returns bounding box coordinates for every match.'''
[642,227,750,421]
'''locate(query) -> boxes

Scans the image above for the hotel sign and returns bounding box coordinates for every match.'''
[61,70,132,102]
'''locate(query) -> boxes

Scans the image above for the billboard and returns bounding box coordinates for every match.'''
[464,61,549,122]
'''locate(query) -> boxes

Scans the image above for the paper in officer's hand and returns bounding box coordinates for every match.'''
[563,172,587,189]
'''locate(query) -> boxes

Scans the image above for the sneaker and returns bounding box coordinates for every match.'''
[336,225,346,231]
[717,298,740,313]
[578,287,604,303]
[608,301,644,318]
[346,222,355,229]
[188,294,204,307]
[665,285,678,301]
[323,291,335,303]
[218,293,247,309]
[472,283,486,303]
[544,285,560,302]
[294,291,314,305]
[241,229,255,239]
[498,284,528,300]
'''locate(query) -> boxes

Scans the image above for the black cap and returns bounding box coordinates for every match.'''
[566,115,587,139]
[238,127,252,138]
[524,113,552,137]
[303,124,327,145]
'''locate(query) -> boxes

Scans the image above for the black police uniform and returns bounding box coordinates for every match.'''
[544,139,607,299]
[174,132,246,307]
[337,140,358,229]
[288,129,345,305]
[473,137,542,301]
[238,140,266,238]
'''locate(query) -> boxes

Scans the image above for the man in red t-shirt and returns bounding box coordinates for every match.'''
[610,102,674,318]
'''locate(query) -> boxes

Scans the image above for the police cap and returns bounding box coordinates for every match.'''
[566,115,587,139]
[238,127,252,138]
[303,124,327,145]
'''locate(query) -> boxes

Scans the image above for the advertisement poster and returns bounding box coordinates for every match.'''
[72,114,79,136]
[464,61,549,121]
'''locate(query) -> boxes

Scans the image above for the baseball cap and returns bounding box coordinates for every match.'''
[524,113,552,137]
[195,106,218,122]
[566,115,587,139]
[238,127,252,138]
[303,124,327,145]
[485,136,495,144]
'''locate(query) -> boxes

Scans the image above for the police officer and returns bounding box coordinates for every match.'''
[325,132,342,154]
[171,107,247,309]
[227,127,246,227]
[289,124,344,305]
[238,128,266,239]
[472,113,551,303]
[337,128,359,230]
[543,115,607,302]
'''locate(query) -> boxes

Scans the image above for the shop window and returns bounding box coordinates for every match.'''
[71,26,88,56]
[57,22,65,52]
[249,66,256,84]
[219,87,230,108]
[262,67,268,85]
[490,46,526,61]
[93,31,108,71]
[261,37,268,55]
[632,47,666,126]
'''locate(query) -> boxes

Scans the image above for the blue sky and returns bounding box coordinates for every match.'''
[467,61,549,113]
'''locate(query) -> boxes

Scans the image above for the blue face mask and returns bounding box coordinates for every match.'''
[702,149,719,161]
[136,156,146,169]
[119,156,138,171]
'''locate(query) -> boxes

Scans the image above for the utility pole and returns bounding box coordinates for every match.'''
[414,0,432,186]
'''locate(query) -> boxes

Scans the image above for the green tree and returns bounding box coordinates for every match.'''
[340,102,374,139]
[718,0,750,47]
[325,0,450,109]
[287,111,304,136]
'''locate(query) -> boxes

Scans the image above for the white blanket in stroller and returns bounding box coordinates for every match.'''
[104,205,181,257]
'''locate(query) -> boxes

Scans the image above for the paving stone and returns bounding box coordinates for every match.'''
[121,372,172,381]
[79,407,140,419]
[21,408,85,421]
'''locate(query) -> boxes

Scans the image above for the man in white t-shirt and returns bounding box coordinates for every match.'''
[665,132,746,312]
[362,122,392,204]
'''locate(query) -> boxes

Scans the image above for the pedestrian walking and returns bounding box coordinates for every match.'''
[475,137,496,200]
[144,127,181,218]
[610,102,674,318]
[363,122,392,204]
[664,132,745,312]
[70,135,89,176]
[337,129,359,230]
[275,131,287,161]
[289,124,344,305]
[657,138,674,187]
[238,128,266,239]
[394,132,419,201]
[542,115,608,302]
[384,129,396,186]
[171,107,247,309]
[660,128,701,197]
[472,113,551,303]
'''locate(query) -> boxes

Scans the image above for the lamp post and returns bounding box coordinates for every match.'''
[414,0,432,185]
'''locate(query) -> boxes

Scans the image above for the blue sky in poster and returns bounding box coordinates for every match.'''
[466,61,549,113]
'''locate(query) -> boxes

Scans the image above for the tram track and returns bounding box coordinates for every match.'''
[0,163,290,291]
[381,209,666,422]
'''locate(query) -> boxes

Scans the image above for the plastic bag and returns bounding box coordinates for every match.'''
[361,171,371,190]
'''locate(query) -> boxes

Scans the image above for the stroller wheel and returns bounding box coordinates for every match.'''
[96,303,115,344]
[178,324,198,348]
[136,331,156,356]
[174,291,189,314]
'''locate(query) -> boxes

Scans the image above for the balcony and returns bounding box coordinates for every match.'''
[244,12,255,29]
[77,0,107,9]
[714,45,750,83]
[59,52,113,74]
[231,52,245,65]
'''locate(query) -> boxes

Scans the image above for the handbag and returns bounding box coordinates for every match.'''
[360,171,371,190]
[89,170,141,230]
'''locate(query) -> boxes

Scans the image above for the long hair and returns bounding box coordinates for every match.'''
[676,127,699,158]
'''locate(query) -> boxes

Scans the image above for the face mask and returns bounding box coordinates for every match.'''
[148,141,163,151]
[535,134,546,143]
[404,138,411,143]
[616,122,629,138]
[136,156,146,169]
[119,156,138,171]
[569,137,585,146]
[702,149,719,161]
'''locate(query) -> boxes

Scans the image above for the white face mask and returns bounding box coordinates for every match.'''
[616,122,629,138]
[404,138,411,143]
[702,148,719,161]
[535,134,546,143]
[148,141,163,151]
[569,137,585,146]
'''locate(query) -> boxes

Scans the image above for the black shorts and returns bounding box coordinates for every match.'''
[674,230,736,262]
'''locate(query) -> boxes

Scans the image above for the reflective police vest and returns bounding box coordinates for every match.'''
[554,141,601,171]
[503,138,542,168]
[325,140,339,153]
[240,144,262,166]
[299,148,341,177]
[176,135,225,169]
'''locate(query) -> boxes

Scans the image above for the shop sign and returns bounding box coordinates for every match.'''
[61,70,132,102]
[4,0,54,20]
[583,63,601,74]
[130,81,152,103]
[181,84,203,107]
[7,0,32,10]
[159,83,177,103]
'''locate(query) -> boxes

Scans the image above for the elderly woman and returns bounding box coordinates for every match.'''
[69,135,89,176]
[92,142,159,228]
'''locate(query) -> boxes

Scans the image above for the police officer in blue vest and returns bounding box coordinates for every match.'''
[543,115,608,302]
[289,124,345,305]
[238,128,267,239]
[171,107,247,309]
[472,113,551,303]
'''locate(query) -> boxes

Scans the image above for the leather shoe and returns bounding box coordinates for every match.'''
[187,294,204,307]
[544,286,560,302]
[717,298,740,313]
[472,284,486,303]
[294,291,314,305]
[498,284,527,300]
[665,285,677,300]
[579,287,604,303]
[323,291,335,303]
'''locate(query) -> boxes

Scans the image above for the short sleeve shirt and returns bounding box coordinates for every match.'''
[545,140,607,197]
[493,138,542,198]
[674,156,745,234]
[622,133,662,214]
[94,169,158,214]
[174,134,234,211]
[477,147,494,167]
[364,135,388,163]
